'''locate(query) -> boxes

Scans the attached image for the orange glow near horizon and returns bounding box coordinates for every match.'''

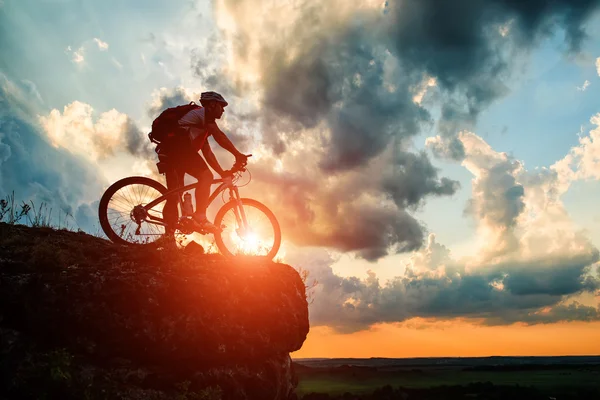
[291,320,600,359]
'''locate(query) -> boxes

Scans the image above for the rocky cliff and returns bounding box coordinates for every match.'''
[0,223,309,400]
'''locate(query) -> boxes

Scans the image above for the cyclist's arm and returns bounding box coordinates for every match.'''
[200,140,226,176]
[208,123,244,158]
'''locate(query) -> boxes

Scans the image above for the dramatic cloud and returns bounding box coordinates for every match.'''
[554,113,600,183]
[214,0,600,163]
[287,123,600,332]
[2,0,599,333]
[288,234,599,332]
[40,101,153,161]
[460,133,525,256]
[0,73,105,232]
[237,138,458,260]
[195,0,600,259]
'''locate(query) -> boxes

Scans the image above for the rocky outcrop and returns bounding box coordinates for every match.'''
[0,223,309,399]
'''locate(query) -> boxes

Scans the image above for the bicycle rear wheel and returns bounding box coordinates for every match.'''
[213,198,281,259]
[98,176,169,246]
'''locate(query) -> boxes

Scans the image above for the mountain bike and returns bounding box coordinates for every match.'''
[98,158,281,259]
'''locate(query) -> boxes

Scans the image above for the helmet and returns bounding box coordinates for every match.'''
[200,91,228,107]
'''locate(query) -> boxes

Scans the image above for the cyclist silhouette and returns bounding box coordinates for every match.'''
[158,91,249,233]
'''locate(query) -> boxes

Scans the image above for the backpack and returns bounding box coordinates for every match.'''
[148,102,201,145]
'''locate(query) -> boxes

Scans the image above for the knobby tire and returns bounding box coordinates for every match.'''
[213,198,281,260]
[98,176,168,246]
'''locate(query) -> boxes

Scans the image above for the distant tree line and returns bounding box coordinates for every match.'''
[300,382,600,400]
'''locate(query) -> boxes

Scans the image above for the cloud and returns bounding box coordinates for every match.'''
[39,101,153,161]
[286,122,600,332]
[0,73,106,232]
[189,0,600,259]
[497,302,600,324]
[596,57,600,76]
[147,86,196,118]
[459,132,526,256]
[65,45,85,64]
[65,37,112,65]
[577,79,591,91]
[554,113,600,182]
[412,76,437,105]
[93,38,109,50]
[288,234,599,332]
[214,0,600,164]
[188,1,469,259]
[238,138,458,260]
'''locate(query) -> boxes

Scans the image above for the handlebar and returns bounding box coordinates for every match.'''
[227,154,252,175]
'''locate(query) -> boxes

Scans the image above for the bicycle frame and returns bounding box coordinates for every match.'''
[143,176,249,230]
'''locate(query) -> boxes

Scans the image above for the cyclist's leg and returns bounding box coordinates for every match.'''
[163,167,183,232]
[183,152,213,220]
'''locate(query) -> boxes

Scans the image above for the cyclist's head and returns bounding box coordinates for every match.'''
[200,91,227,120]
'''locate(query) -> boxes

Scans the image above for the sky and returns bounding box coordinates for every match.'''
[1,0,600,358]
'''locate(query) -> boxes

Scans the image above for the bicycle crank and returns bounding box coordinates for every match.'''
[131,205,147,236]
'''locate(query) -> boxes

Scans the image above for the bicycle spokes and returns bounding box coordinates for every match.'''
[106,183,166,244]
[220,204,276,256]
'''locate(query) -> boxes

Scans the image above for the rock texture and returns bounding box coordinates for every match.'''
[0,223,309,399]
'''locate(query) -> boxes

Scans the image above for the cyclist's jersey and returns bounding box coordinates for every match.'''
[178,107,212,151]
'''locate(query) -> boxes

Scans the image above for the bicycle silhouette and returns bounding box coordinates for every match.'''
[98,158,281,259]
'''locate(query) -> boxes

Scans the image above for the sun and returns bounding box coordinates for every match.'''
[231,229,267,255]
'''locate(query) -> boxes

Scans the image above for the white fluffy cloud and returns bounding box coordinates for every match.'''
[554,113,600,182]
[39,101,153,165]
[93,38,109,50]
[40,102,129,160]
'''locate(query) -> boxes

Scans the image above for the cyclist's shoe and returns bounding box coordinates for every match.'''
[190,215,220,234]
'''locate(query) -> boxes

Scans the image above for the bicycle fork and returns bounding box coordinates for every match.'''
[229,186,249,236]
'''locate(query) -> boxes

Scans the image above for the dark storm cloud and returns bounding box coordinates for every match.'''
[204,13,460,257]
[0,74,106,232]
[249,0,600,163]
[205,0,599,258]
[324,205,425,261]
[262,43,338,132]
[386,0,600,148]
[287,242,600,332]
[382,150,460,209]
[261,26,433,171]
[248,162,426,261]
[502,254,600,296]
[124,117,154,158]
[492,302,600,325]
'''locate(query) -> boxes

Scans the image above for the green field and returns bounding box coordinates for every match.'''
[296,366,600,396]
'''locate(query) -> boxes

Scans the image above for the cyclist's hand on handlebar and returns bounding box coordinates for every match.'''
[235,153,252,166]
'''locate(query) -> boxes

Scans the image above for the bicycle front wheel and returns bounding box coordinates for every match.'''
[98,176,168,246]
[214,198,281,259]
